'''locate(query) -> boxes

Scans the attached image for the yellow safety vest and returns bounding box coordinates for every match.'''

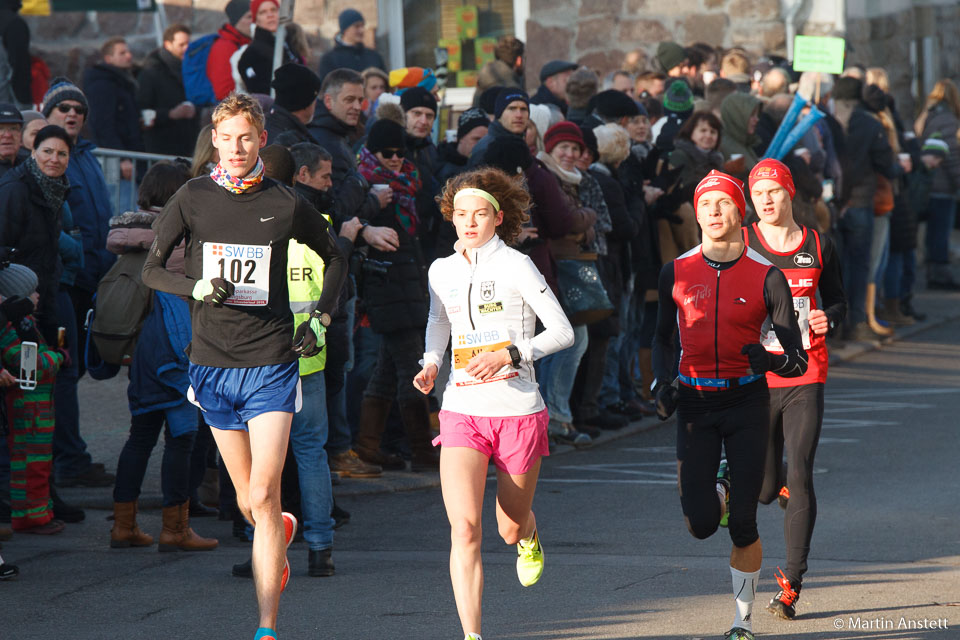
[287,214,333,376]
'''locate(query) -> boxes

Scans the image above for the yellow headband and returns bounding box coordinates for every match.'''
[453,188,500,212]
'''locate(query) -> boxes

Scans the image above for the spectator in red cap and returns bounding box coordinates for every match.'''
[207,0,253,100]
[237,0,302,95]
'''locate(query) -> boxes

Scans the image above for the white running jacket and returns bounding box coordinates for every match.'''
[424,235,574,417]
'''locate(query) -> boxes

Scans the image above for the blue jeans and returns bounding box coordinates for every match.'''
[324,318,352,455]
[598,282,633,408]
[53,289,92,480]
[290,372,334,551]
[884,249,916,299]
[870,212,890,287]
[346,325,381,437]
[925,195,956,265]
[839,207,874,325]
[539,324,588,424]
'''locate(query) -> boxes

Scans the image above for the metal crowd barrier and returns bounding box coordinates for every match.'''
[92,148,183,215]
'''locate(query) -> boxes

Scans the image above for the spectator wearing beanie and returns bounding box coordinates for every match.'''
[565,67,599,124]
[399,86,441,252]
[718,91,762,180]
[207,0,253,100]
[652,79,694,152]
[469,87,529,167]
[354,116,438,472]
[43,79,119,488]
[265,63,323,145]
[237,0,303,95]
[531,59,577,116]
[137,24,200,156]
[388,67,438,96]
[317,8,386,84]
[437,107,488,184]
[475,84,504,115]
[590,89,641,128]
[0,263,67,534]
[654,41,687,76]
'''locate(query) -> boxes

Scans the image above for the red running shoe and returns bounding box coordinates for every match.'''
[280,512,297,592]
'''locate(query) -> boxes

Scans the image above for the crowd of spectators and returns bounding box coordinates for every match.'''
[1,2,959,583]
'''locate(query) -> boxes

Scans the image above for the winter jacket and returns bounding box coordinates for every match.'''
[237,27,300,95]
[669,138,724,189]
[306,100,380,228]
[207,23,252,101]
[0,161,64,326]
[266,104,320,146]
[0,147,24,179]
[835,103,896,209]
[719,92,761,180]
[530,84,567,116]
[0,0,30,106]
[435,140,468,184]
[58,202,82,287]
[919,102,960,198]
[64,138,115,293]
[468,120,518,169]
[404,133,441,256]
[316,35,385,84]
[83,62,143,152]
[619,151,660,291]
[136,48,200,156]
[519,158,579,296]
[477,59,521,91]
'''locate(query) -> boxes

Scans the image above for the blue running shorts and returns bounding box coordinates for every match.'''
[187,361,302,431]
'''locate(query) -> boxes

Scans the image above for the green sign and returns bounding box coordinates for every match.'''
[793,35,846,74]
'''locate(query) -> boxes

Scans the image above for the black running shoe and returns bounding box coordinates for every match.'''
[767,567,800,620]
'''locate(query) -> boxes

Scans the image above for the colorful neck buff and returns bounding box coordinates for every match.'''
[210,157,265,194]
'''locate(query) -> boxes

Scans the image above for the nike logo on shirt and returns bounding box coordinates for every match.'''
[260,217,275,222]
[540,287,547,293]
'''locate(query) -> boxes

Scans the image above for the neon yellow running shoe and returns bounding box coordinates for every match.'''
[516,530,544,587]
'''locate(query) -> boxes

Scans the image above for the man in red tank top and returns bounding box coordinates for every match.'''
[653,170,808,640]
[745,159,846,621]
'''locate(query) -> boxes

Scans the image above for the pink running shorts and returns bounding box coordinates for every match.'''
[433,408,550,475]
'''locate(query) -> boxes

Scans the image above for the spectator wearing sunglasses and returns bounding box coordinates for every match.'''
[41,78,117,489]
[354,118,440,473]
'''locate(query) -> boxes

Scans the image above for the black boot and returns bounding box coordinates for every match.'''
[231,558,252,578]
[901,295,927,321]
[331,500,350,530]
[50,484,85,523]
[308,548,335,577]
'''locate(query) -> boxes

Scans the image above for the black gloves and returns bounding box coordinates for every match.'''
[655,382,679,421]
[0,247,15,269]
[0,296,35,327]
[192,278,235,307]
[292,313,325,358]
[741,343,773,375]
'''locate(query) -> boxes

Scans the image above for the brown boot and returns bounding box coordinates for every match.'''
[110,501,154,548]
[355,396,406,470]
[401,399,440,472]
[158,501,218,552]
[636,347,655,402]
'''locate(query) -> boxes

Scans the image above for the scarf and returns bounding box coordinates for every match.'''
[357,146,422,236]
[210,157,264,194]
[537,150,582,185]
[26,156,69,215]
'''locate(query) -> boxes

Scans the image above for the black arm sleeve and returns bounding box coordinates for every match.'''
[292,199,347,316]
[818,234,846,328]
[762,267,809,378]
[142,193,195,298]
[653,262,678,386]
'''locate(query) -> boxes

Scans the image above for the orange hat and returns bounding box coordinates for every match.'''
[695,170,746,218]
[749,158,796,199]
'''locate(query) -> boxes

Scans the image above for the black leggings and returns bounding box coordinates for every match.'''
[758,383,824,588]
[676,381,769,548]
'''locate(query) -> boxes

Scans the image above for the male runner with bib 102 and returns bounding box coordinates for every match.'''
[413,168,574,640]
[745,159,846,620]
[142,94,346,640]
[653,170,808,640]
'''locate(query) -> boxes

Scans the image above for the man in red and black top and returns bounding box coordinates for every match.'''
[745,159,846,620]
[653,170,807,640]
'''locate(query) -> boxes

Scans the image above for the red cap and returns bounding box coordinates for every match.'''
[543,121,585,154]
[694,170,746,218]
[251,0,279,21]
[749,158,796,199]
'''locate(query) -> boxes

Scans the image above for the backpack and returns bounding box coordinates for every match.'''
[182,33,219,107]
[90,251,153,366]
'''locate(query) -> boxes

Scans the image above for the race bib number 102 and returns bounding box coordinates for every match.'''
[202,242,272,306]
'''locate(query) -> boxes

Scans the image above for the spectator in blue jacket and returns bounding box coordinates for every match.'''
[316,9,385,84]
[42,77,117,487]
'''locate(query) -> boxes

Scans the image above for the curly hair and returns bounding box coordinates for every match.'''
[438,167,531,245]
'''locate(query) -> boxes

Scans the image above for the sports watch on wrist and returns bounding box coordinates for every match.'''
[311,311,332,327]
[506,344,521,369]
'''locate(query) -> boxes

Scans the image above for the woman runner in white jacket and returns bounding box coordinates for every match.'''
[414,167,574,640]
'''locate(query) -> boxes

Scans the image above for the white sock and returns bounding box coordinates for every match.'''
[731,566,759,632]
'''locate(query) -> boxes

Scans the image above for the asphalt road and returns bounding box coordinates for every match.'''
[3,321,959,640]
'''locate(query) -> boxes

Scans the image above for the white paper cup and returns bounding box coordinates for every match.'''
[371,184,391,194]
[141,109,156,127]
